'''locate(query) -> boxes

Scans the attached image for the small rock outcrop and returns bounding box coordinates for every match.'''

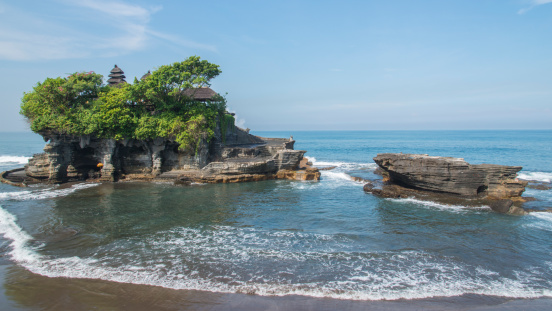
[372,153,527,199]
[366,153,529,215]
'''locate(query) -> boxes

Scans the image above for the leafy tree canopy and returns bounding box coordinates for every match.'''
[20,56,229,152]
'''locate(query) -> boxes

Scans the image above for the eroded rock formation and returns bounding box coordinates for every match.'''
[13,121,319,185]
[372,153,526,198]
[366,153,529,215]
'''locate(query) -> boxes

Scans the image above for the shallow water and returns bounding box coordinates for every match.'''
[0,131,551,309]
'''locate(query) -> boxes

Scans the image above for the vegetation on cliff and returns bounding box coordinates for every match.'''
[20,56,230,152]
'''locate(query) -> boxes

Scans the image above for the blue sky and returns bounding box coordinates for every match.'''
[0,0,551,131]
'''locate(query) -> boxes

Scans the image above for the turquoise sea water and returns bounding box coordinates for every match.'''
[0,131,551,305]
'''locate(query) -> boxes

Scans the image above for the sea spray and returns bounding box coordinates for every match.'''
[518,172,552,183]
[0,155,31,165]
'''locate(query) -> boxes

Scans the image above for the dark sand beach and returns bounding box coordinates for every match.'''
[1,263,551,311]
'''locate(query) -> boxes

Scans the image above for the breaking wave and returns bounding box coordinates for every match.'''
[518,172,552,183]
[302,157,377,188]
[307,157,378,171]
[526,212,552,232]
[0,207,550,301]
[0,183,98,201]
[0,155,30,165]
[388,197,490,214]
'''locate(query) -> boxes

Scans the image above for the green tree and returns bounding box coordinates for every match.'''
[20,56,228,153]
[130,56,222,113]
[20,72,104,133]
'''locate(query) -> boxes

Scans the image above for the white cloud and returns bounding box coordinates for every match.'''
[74,0,160,21]
[518,0,552,14]
[0,1,215,61]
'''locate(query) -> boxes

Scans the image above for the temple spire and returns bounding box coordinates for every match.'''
[141,70,151,81]
[107,64,126,86]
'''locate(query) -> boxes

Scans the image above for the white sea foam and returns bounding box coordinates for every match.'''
[318,171,367,189]
[526,212,552,232]
[0,155,31,165]
[531,212,552,222]
[389,197,489,213]
[518,172,552,183]
[0,206,42,265]
[307,157,377,170]
[322,171,355,182]
[304,157,377,187]
[1,211,550,301]
[0,183,98,201]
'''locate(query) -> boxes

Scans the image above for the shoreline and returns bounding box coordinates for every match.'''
[1,263,551,311]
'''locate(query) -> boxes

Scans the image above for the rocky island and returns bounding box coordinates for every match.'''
[365,153,530,215]
[1,57,319,186]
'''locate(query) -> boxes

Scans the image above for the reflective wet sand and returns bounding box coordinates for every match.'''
[2,264,551,311]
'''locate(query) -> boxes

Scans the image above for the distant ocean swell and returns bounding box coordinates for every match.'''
[1,188,552,300]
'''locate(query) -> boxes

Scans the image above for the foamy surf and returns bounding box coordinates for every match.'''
[0,209,550,301]
[0,183,98,201]
[0,155,31,165]
[388,197,490,213]
[518,172,552,183]
[525,212,552,232]
[304,157,377,187]
[307,157,378,171]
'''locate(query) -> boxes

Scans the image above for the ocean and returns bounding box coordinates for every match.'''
[0,130,551,310]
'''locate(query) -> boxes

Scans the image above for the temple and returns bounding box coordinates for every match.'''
[107,65,126,86]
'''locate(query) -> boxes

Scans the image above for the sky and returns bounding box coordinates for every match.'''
[0,0,551,131]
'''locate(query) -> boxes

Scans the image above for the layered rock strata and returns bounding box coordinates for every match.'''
[8,122,319,185]
[366,153,529,215]
[372,153,526,198]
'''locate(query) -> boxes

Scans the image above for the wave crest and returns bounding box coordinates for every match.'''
[518,172,552,183]
[0,155,30,165]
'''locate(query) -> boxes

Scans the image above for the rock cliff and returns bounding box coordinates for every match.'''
[15,119,319,184]
[372,153,526,198]
[367,153,529,215]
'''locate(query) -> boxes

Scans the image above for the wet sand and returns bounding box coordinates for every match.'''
[1,263,550,311]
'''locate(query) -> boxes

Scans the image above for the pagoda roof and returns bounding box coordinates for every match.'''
[182,87,217,101]
[140,71,151,80]
[107,77,125,83]
[110,65,124,74]
[107,64,126,85]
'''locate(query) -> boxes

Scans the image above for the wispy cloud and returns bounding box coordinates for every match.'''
[74,0,161,21]
[147,30,217,52]
[0,0,215,61]
[518,0,552,14]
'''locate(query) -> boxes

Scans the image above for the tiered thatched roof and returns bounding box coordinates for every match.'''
[107,65,126,86]
[182,87,217,101]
